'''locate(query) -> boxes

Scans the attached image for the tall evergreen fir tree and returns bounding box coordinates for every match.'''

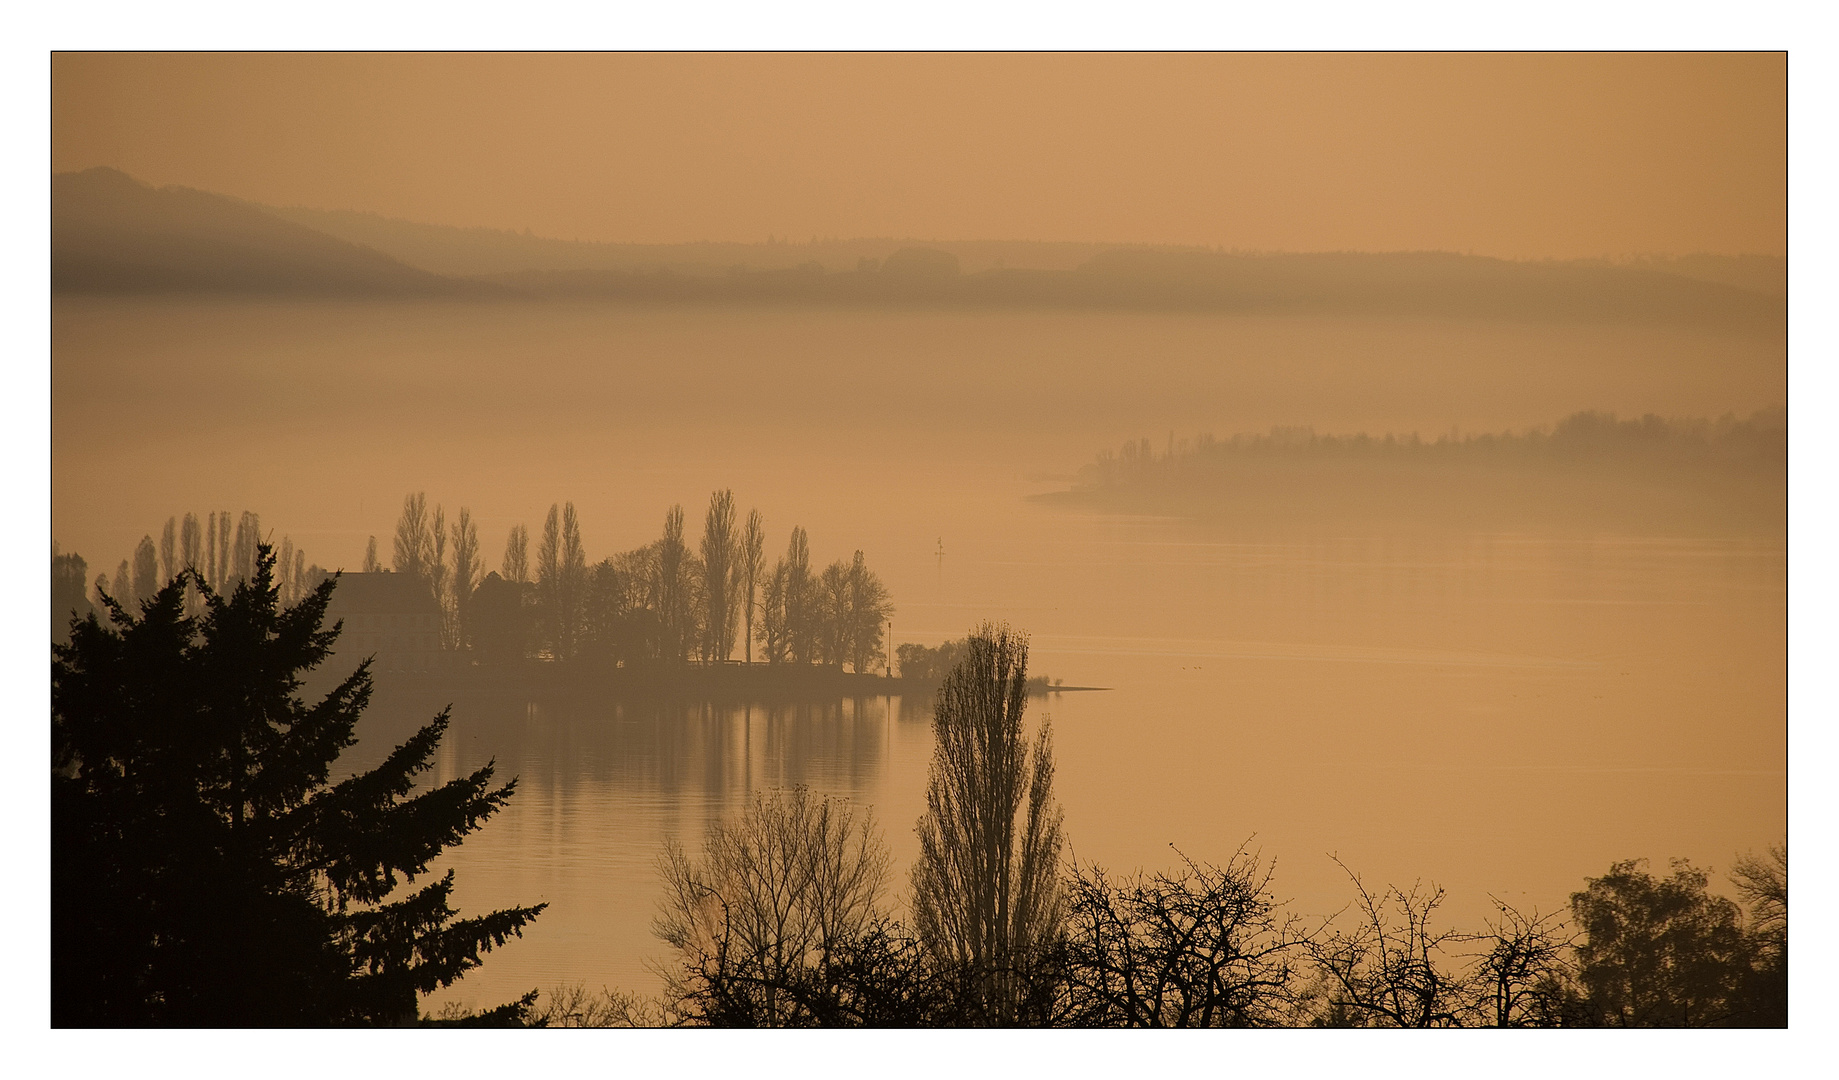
[53,544,545,1026]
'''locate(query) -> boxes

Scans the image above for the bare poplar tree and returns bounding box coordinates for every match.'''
[203,513,217,589]
[392,492,432,585]
[216,511,231,591]
[910,622,1065,1024]
[558,503,586,660]
[362,536,381,574]
[783,526,814,664]
[232,511,259,586]
[699,489,738,663]
[278,536,296,603]
[656,505,690,663]
[502,524,529,584]
[452,508,482,650]
[179,513,203,616]
[430,503,450,646]
[292,548,308,607]
[739,509,765,664]
[536,504,563,658]
[131,536,159,603]
[159,517,177,584]
[112,559,130,602]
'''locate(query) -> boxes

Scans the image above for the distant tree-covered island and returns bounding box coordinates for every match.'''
[1039,408,1786,535]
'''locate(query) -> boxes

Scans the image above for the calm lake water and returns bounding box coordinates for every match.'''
[51,299,1786,1013]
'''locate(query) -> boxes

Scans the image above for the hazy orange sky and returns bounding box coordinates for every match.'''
[52,52,1785,259]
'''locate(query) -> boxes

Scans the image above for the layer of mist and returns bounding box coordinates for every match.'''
[53,168,1784,330]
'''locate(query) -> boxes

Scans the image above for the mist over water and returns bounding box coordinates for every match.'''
[52,298,1784,1012]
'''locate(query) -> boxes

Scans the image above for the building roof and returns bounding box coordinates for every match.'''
[324,571,440,615]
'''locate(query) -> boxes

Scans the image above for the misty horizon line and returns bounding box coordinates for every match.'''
[54,167,1786,266]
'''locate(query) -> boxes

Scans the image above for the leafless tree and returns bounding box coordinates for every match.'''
[501,523,528,584]
[911,622,1065,1024]
[362,536,381,574]
[233,511,259,585]
[1061,843,1309,1027]
[700,489,739,663]
[781,526,815,664]
[1730,841,1787,1026]
[179,513,203,616]
[654,786,889,1026]
[758,560,789,664]
[1304,857,1476,1027]
[1731,842,1786,959]
[131,535,159,604]
[844,551,893,673]
[738,509,765,664]
[392,492,435,598]
[215,510,231,590]
[451,507,482,650]
[525,983,670,1028]
[204,511,219,589]
[278,536,296,603]
[817,559,850,665]
[558,503,586,659]
[1468,896,1574,1027]
[159,517,177,584]
[655,505,697,663]
[430,503,450,643]
[535,504,562,655]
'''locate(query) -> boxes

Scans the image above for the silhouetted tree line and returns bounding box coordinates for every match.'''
[895,638,969,680]
[1076,407,1788,493]
[383,488,893,673]
[52,546,544,1026]
[577,623,1785,1028]
[73,511,327,635]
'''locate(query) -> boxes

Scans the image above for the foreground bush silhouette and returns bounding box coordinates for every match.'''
[1061,844,1307,1027]
[1567,858,1765,1027]
[653,786,894,1026]
[52,545,545,1026]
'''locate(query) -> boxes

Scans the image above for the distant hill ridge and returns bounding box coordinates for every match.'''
[53,168,499,297]
[52,168,1785,328]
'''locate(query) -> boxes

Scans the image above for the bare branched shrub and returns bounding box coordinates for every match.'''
[1304,858,1477,1027]
[1061,842,1309,1027]
[1468,896,1575,1027]
[652,786,888,1026]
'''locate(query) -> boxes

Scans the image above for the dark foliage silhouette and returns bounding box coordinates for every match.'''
[1567,858,1755,1027]
[52,545,544,1026]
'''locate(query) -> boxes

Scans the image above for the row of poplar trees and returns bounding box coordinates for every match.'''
[373,489,894,672]
[79,510,324,623]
